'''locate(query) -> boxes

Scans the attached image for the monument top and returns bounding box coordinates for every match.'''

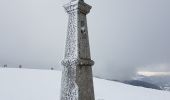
[64,0,91,14]
[71,0,83,1]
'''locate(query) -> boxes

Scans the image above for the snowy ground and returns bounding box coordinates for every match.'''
[0,68,170,100]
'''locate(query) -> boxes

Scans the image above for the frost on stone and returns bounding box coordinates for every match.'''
[60,0,95,100]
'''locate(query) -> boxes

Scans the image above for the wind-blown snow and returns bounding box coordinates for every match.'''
[0,68,169,100]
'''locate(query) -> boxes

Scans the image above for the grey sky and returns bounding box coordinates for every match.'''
[0,0,170,80]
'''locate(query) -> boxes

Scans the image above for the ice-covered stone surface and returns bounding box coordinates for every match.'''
[60,0,94,100]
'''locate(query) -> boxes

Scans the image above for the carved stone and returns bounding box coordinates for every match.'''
[60,0,95,100]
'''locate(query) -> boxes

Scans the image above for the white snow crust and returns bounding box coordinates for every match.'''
[0,68,170,100]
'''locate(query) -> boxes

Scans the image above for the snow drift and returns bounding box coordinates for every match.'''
[0,68,169,100]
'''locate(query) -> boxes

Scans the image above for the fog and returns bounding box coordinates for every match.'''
[0,0,170,80]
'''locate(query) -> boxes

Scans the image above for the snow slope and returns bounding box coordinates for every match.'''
[0,68,170,100]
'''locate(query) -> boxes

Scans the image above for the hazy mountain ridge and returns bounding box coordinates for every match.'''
[132,75,170,91]
[123,80,162,90]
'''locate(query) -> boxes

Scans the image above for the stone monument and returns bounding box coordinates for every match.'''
[60,0,95,100]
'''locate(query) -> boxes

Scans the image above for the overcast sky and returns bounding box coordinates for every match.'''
[0,0,170,80]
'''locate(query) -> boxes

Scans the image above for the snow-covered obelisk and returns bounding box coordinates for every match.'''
[60,0,95,100]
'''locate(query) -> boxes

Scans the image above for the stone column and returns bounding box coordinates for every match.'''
[60,0,95,100]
